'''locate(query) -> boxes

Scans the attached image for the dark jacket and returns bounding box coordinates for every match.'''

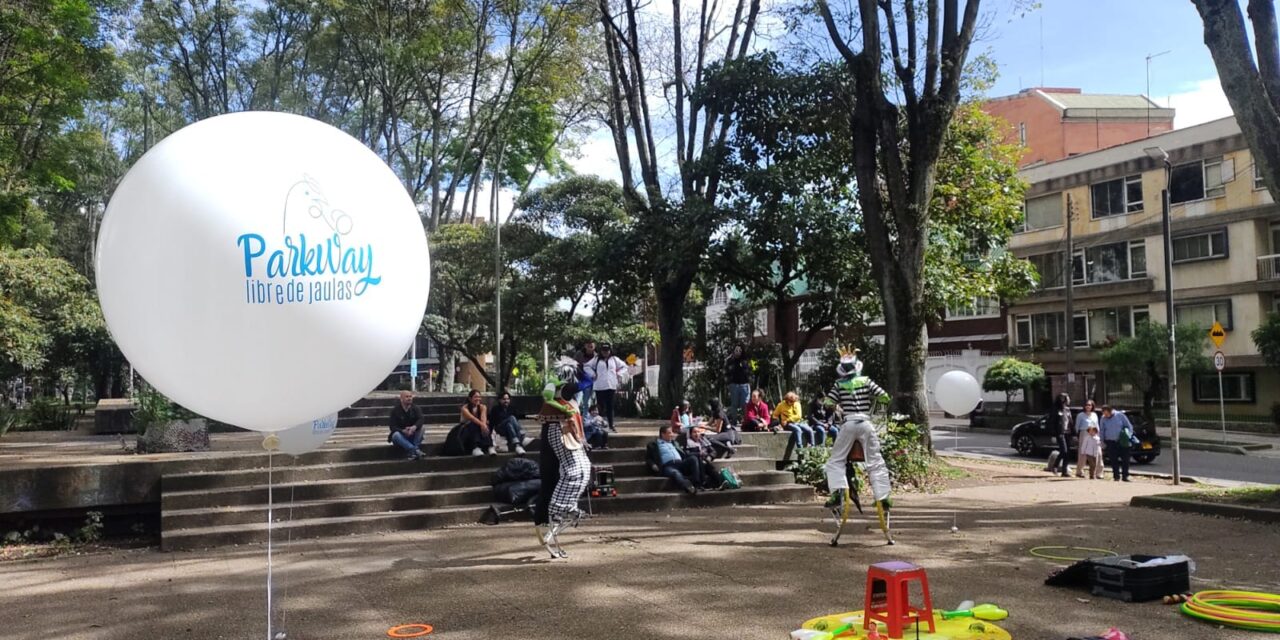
[725,354,751,385]
[1045,406,1072,436]
[388,403,424,442]
[807,399,833,426]
[490,401,515,426]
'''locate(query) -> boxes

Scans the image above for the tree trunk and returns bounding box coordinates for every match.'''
[655,279,691,413]
[775,295,796,392]
[440,345,457,393]
[882,290,930,430]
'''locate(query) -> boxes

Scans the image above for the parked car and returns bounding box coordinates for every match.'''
[1009,407,1161,464]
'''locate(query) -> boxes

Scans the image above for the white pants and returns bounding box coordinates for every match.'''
[824,414,891,502]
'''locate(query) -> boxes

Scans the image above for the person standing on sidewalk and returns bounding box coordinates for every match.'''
[575,339,597,411]
[1074,399,1099,478]
[1099,405,1133,482]
[585,342,628,432]
[1046,393,1072,478]
[724,344,752,424]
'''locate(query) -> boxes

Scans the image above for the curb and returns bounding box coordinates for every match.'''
[958,426,1269,455]
[937,449,1199,484]
[1130,493,1280,523]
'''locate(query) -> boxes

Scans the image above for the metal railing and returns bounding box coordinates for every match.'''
[1260,254,1280,280]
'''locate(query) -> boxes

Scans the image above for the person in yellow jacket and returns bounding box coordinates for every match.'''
[773,391,819,447]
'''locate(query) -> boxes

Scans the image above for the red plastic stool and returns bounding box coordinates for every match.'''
[863,561,935,639]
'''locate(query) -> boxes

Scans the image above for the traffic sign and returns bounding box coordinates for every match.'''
[1213,350,1225,372]
[1209,321,1227,348]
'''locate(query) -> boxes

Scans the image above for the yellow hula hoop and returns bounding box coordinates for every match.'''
[1181,590,1280,632]
[1028,546,1119,562]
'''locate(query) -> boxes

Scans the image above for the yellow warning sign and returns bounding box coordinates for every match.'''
[1209,321,1227,348]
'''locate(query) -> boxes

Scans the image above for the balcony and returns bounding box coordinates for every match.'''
[1260,254,1280,281]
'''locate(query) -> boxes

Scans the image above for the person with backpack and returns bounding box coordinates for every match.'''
[584,342,628,432]
[1099,405,1135,482]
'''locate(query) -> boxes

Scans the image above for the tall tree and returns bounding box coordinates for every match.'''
[815,0,984,424]
[1192,0,1280,198]
[598,0,762,411]
[1101,322,1210,423]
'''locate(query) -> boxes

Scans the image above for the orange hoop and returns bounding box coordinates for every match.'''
[387,624,434,638]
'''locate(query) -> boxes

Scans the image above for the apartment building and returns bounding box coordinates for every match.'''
[1009,116,1280,417]
[983,87,1174,167]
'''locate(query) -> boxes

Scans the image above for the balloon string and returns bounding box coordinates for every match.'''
[281,480,296,632]
[267,451,274,640]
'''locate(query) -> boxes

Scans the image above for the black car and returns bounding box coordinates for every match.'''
[1009,407,1161,464]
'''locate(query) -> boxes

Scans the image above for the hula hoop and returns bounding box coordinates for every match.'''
[387,624,435,638]
[1029,546,1118,562]
[1181,591,1280,633]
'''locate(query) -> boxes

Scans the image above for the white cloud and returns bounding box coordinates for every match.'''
[1167,77,1233,128]
[565,128,623,183]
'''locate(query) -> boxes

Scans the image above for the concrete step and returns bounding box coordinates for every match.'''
[160,483,814,551]
[161,457,779,508]
[160,471,800,530]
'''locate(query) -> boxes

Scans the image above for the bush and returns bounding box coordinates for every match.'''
[24,397,74,430]
[982,357,1045,414]
[786,415,938,494]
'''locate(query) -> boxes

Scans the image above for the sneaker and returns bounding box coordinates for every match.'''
[521,436,534,447]
[1122,478,1131,482]
[515,444,526,455]
[471,447,484,457]
[486,446,497,456]
[684,483,698,495]
[405,451,420,460]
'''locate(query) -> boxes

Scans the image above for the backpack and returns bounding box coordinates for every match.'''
[719,466,741,490]
[442,422,467,456]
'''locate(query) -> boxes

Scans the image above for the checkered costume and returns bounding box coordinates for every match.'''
[544,415,591,523]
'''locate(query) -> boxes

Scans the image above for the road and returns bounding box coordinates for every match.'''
[931,424,1280,485]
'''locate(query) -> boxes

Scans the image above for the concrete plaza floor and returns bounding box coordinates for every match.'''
[1,461,1276,640]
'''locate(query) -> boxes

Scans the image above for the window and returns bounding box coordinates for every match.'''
[1172,229,1228,263]
[1022,194,1063,231]
[1132,305,1150,327]
[1170,156,1228,204]
[1018,122,1027,146]
[1255,162,1266,190]
[1072,313,1089,347]
[712,288,729,305]
[1091,175,1143,218]
[1084,306,1141,346]
[1074,240,1145,284]
[1175,299,1232,331]
[1193,373,1256,403]
[947,297,1000,319]
[1028,252,1065,289]
[1271,222,1280,254]
[1013,312,1066,349]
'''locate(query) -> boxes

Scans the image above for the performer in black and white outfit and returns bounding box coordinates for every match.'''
[533,382,592,559]
[822,350,894,543]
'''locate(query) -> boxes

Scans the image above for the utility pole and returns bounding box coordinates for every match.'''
[1065,193,1076,389]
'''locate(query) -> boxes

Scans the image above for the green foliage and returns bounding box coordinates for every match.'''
[982,358,1046,413]
[131,384,174,434]
[786,416,938,494]
[76,511,103,544]
[1102,322,1211,421]
[24,397,75,430]
[799,339,886,402]
[1252,312,1280,370]
[688,304,787,408]
[0,405,18,438]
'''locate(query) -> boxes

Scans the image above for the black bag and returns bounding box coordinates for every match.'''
[442,422,467,456]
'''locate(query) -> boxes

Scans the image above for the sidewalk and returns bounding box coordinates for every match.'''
[1,459,1275,639]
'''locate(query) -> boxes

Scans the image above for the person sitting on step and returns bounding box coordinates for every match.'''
[742,390,772,432]
[490,391,534,454]
[670,399,694,433]
[460,390,496,457]
[387,389,427,460]
[583,404,610,450]
[645,424,705,495]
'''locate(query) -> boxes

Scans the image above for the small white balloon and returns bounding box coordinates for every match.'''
[934,370,982,416]
[272,414,338,456]
[96,112,430,431]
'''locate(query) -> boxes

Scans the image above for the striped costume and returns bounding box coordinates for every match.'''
[824,375,891,501]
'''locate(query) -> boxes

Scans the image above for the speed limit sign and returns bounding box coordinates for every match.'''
[1213,350,1226,372]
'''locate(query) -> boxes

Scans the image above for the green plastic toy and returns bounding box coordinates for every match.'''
[941,603,1008,621]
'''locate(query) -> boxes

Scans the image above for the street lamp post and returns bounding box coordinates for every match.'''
[1144,146,1181,485]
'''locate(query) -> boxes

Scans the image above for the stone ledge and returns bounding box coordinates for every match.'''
[1130,493,1280,523]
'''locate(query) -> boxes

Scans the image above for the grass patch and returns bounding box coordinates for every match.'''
[1192,486,1280,509]
[935,460,971,480]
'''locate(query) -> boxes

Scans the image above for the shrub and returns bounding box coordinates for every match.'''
[982,357,1045,414]
[24,397,74,430]
[786,415,938,494]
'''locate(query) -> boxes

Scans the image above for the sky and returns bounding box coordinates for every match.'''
[530,0,1237,214]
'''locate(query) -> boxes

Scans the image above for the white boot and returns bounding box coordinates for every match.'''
[471,447,484,457]
[486,446,497,456]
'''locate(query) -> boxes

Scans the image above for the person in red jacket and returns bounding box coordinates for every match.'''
[742,389,772,432]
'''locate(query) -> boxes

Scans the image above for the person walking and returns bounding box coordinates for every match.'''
[1099,405,1133,482]
[533,382,592,559]
[1046,393,1072,478]
[1073,399,1099,478]
[724,344,752,423]
[585,342,628,432]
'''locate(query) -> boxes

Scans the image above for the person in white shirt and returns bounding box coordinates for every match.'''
[584,342,628,432]
[1074,399,1099,478]
[1080,424,1104,479]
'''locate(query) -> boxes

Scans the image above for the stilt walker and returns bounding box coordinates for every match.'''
[533,381,592,559]
[823,348,895,545]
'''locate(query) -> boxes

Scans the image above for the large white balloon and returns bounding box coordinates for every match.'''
[934,370,982,416]
[268,413,338,456]
[96,112,430,431]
